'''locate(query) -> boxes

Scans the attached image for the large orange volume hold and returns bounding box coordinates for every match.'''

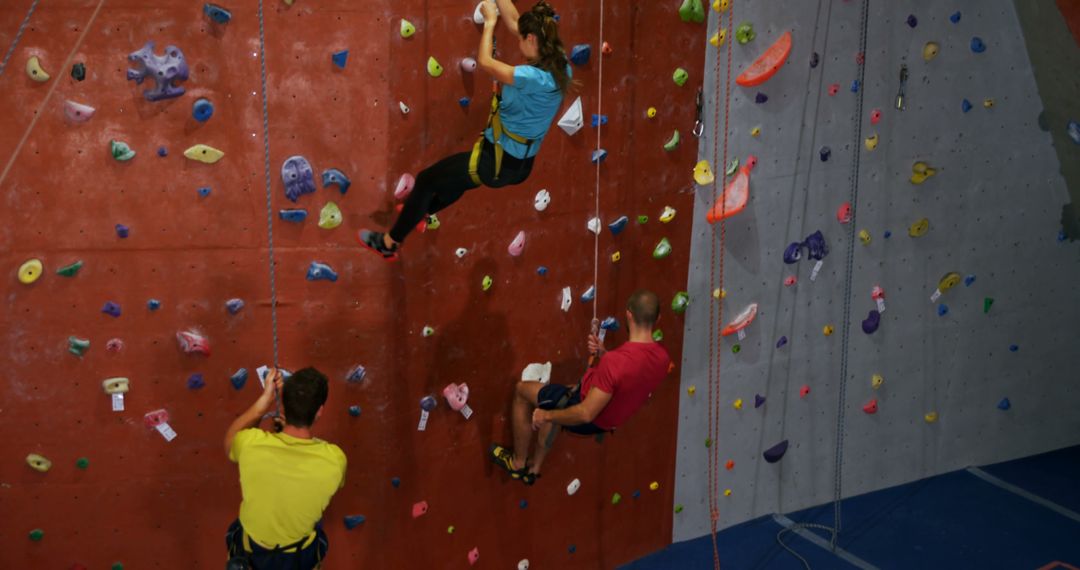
[736,30,792,87]
[706,167,750,223]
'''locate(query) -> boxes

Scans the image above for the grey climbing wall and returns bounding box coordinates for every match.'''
[673,0,1080,542]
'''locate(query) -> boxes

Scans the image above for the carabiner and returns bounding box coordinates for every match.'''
[693,85,705,138]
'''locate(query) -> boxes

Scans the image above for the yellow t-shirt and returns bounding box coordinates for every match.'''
[229,428,347,547]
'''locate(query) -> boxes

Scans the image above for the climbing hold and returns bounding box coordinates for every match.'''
[481,275,493,291]
[828,83,840,96]
[950,11,962,23]
[318,202,342,229]
[281,156,316,202]
[804,230,828,260]
[115,224,130,238]
[18,259,44,284]
[426,56,443,77]
[736,31,792,87]
[908,217,929,237]
[864,134,879,150]
[391,477,401,488]
[671,292,690,314]
[823,325,834,336]
[983,98,995,109]
[837,202,852,224]
[602,41,613,55]
[763,440,788,463]
[29,529,44,541]
[870,108,882,124]
[984,297,994,313]
[127,41,189,101]
[447,526,455,534]
[1009,344,1019,352]
[177,330,210,355]
[566,478,581,495]
[910,161,937,184]
[970,37,986,53]
[412,501,429,518]
[468,548,480,566]
[817,144,830,161]
[776,336,788,348]
[871,374,884,389]
[713,0,730,12]
[147,299,161,311]
[105,338,125,353]
[279,209,307,222]
[674,504,684,514]
[519,499,528,509]
[392,174,416,202]
[27,453,52,472]
[735,22,755,44]
[187,373,205,390]
[26,55,50,82]
[343,515,365,530]
[721,303,757,337]
[784,276,797,287]
[638,215,649,224]
[71,62,86,81]
[345,364,367,383]
[611,492,622,505]
[111,140,136,161]
[587,217,602,235]
[706,159,753,223]
[225,298,245,315]
[851,79,860,93]
[400,18,416,38]
[725,159,740,176]
[348,405,361,417]
[659,207,677,223]
[799,385,811,398]
[518,560,530,570]
[508,230,526,256]
[558,96,584,135]
[693,160,715,186]
[453,247,468,259]
[962,98,973,113]
[591,149,608,163]
[858,229,871,245]
[731,344,741,354]
[197,186,212,198]
[183,144,224,164]
[862,310,881,334]
[710,29,727,47]
[398,101,411,115]
[924,412,938,423]
[608,216,628,235]
[319,168,351,195]
[591,114,609,128]
[678,0,705,23]
[750,126,761,137]
[204,3,232,23]
[937,304,949,316]
[652,329,664,342]
[331,49,349,69]
[422,326,435,338]
[653,237,672,259]
[906,14,917,28]
[581,286,596,303]
[1067,120,1080,145]
[998,398,1011,411]
[55,260,83,277]
[663,130,681,151]
[733,399,743,410]
[306,261,338,282]
[570,44,591,66]
[101,301,121,318]
[76,457,90,469]
[863,399,878,414]
[783,242,802,264]
[672,67,689,87]
[754,394,766,409]
[923,42,939,62]
[64,100,96,123]
[754,92,768,104]
[569,545,578,554]
[229,368,248,390]
[68,336,91,356]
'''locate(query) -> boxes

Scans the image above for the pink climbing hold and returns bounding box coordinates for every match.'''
[836,202,852,224]
[800,385,810,398]
[508,230,526,256]
[871,286,885,301]
[143,408,170,428]
[106,338,125,352]
[828,83,840,96]
[176,330,210,356]
[468,547,480,565]
[863,399,878,414]
[870,108,882,124]
[411,500,429,518]
[443,383,469,411]
[394,173,415,201]
[784,276,797,287]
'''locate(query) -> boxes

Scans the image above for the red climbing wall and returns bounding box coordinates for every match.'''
[0,1,703,568]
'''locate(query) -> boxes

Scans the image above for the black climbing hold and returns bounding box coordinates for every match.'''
[755,92,768,104]
[71,62,86,81]
[819,146,831,162]
[906,14,917,28]
[809,52,819,68]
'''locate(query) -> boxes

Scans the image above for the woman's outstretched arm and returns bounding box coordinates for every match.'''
[495,0,520,34]
[477,3,517,85]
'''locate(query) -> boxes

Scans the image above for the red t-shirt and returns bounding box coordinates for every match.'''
[580,341,670,430]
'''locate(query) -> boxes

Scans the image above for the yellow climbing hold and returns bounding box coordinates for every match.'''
[26,56,50,82]
[18,259,44,284]
[427,56,444,77]
[823,325,835,336]
[724,489,732,497]
[750,126,761,137]
[649,481,660,491]
[712,0,730,12]
[922,42,940,61]
[660,206,677,223]
[400,19,416,38]
[908,217,930,237]
[712,288,726,299]
[924,411,938,423]
[693,160,715,186]
[910,161,937,184]
[983,98,995,109]
[710,29,727,48]
[858,229,872,245]
[687,385,696,396]
[183,144,225,164]
[864,134,879,150]
[611,251,621,263]
[318,202,342,229]
[26,453,52,472]
[937,272,962,293]
[647,107,658,119]
[871,374,884,389]
[733,399,743,410]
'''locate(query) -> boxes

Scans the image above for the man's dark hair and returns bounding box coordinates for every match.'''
[282,367,329,428]
[626,289,660,327]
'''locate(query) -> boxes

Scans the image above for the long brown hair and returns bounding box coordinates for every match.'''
[517,1,574,95]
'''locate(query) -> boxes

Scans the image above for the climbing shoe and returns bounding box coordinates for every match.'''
[358,230,399,261]
[490,444,524,479]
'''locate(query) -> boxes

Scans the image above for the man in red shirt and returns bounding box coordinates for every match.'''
[491,289,670,485]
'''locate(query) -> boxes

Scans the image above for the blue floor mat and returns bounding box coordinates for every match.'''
[980,445,1080,514]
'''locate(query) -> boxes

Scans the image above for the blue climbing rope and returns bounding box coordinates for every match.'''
[256,0,281,368]
[0,0,39,79]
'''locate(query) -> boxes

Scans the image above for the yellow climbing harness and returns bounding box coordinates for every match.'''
[468,93,533,186]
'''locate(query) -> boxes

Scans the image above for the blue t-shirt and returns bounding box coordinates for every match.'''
[484,65,568,159]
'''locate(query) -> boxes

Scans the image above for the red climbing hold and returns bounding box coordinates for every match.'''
[736,30,792,87]
[706,159,755,223]
[863,399,878,414]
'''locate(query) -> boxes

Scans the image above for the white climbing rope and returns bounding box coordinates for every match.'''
[591,0,605,333]
[256,0,281,368]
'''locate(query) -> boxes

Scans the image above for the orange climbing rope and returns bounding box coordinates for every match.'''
[706,2,735,569]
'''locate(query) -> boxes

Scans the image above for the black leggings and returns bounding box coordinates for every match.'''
[389,138,535,243]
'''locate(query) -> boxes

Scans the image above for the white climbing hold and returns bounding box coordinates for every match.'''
[587,217,601,234]
[567,478,581,495]
[534,189,551,211]
[473,1,498,25]
[399,101,411,114]
[64,100,96,123]
[521,362,552,383]
[558,96,584,136]
[455,247,468,258]
[560,287,572,312]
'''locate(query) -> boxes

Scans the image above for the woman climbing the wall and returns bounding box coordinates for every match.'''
[358,0,573,261]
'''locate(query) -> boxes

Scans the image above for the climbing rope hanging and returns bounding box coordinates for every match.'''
[706,2,735,569]
[256,0,281,369]
[0,0,40,78]
[590,0,606,335]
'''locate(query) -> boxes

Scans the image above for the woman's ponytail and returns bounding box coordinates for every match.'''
[518,1,575,95]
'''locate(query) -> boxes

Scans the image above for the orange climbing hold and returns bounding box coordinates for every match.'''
[735,30,792,87]
[706,161,754,223]
[721,303,757,336]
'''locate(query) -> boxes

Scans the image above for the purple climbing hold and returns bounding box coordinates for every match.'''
[230,368,248,390]
[102,301,122,318]
[281,156,317,202]
[187,373,205,390]
[226,298,245,314]
[116,224,130,238]
[937,304,949,316]
[803,230,829,260]
[763,440,789,463]
[906,14,917,28]
[755,92,768,104]
[819,146,831,162]
[862,309,880,334]
[776,336,788,348]
[950,11,961,24]
[343,515,366,529]
[346,364,367,383]
[754,394,766,408]
[962,99,973,113]
[306,261,338,282]
[809,52,820,68]
[783,242,802,264]
[970,37,986,53]
[126,41,189,102]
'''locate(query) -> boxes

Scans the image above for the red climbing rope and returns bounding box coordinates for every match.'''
[706,2,735,569]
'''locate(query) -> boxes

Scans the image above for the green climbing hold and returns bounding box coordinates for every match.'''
[76,457,90,469]
[663,129,681,152]
[984,297,994,313]
[672,67,689,87]
[732,344,741,353]
[735,22,755,44]
[705,437,712,447]
[68,336,90,356]
[678,0,705,23]
[318,201,342,229]
[674,504,684,514]
[426,214,440,230]
[57,260,84,277]
[482,275,493,291]
[29,528,44,541]
[652,329,664,342]
[725,158,739,176]
[637,215,649,224]
[611,492,622,505]
[427,56,444,77]
[671,291,689,314]
[400,19,416,38]
[111,563,124,570]
[653,237,672,259]
[110,140,136,161]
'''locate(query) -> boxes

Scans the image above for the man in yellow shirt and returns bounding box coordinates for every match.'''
[224,367,347,570]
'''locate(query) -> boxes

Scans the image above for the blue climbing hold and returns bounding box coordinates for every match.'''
[157,146,168,157]
[906,14,917,28]
[850,80,860,93]
[331,50,349,69]
[997,397,1011,411]
[783,242,802,264]
[187,373,205,390]
[600,316,619,331]
[348,405,361,417]
[519,499,527,509]
[198,186,212,198]
[1009,344,1019,352]
[568,545,577,554]
[391,477,401,488]
[1067,120,1080,145]
[591,149,608,164]
[569,44,591,66]
[608,216,628,235]
[819,146,831,162]
[204,3,232,24]
[306,261,338,282]
[776,336,788,348]
[755,92,768,104]
[970,37,986,53]
[962,99,973,113]
[226,298,245,314]
[632,490,641,499]
[343,515,365,530]
[950,11,961,24]
[755,394,766,408]
[102,301,121,318]
[192,98,214,122]
[279,209,307,223]
[346,364,367,383]
[230,368,248,390]
[537,266,548,276]
[884,230,892,238]
[147,299,161,310]
[591,114,608,127]
[321,168,351,194]
[964,274,976,287]
[458,97,470,107]
[937,304,949,316]
[116,224,130,238]
[1058,230,1069,243]
[581,286,596,303]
